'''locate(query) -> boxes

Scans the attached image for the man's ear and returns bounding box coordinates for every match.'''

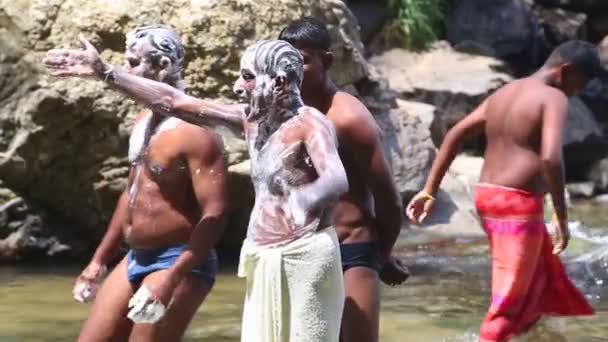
[273,71,287,94]
[158,56,172,81]
[558,63,573,83]
[322,51,333,70]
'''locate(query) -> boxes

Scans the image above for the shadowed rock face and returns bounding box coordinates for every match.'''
[0,0,429,260]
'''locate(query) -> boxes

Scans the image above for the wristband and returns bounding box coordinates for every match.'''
[421,191,435,201]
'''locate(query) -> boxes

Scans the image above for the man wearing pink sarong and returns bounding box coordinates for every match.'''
[406,40,599,341]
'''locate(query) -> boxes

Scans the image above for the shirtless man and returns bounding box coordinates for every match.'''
[46,38,348,341]
[278,17,408,342]
[406,40,599,341]
[47,25,228,342]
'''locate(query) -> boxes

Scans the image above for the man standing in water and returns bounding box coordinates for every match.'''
[49,25,228,341]
[407,40,598,341]
[46,38,348,342]
[278,17,408,342]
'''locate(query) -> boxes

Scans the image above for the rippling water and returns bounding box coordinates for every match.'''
[0,202,607,341]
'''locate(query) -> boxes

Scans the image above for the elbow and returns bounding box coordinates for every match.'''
[541,155,562,170]
[335,168,349,196]
[201,206,228,231]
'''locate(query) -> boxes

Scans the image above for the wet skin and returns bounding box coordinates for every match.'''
[46,32,228,342]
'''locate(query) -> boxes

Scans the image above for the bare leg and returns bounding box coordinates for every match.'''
[128,269,212,342]
[340,267,380,342]
[77,257,134,342]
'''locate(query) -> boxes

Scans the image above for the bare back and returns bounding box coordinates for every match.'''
[327,92,376,242]
[480,78,565,192]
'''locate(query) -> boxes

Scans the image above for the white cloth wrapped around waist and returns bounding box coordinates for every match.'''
[238,227,344,342]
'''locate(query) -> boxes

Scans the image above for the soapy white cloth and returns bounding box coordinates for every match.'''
[73,264,107,303]
[238,227,344,342]
[127,285,167,324]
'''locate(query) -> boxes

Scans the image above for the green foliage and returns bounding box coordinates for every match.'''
[387,0,445,50]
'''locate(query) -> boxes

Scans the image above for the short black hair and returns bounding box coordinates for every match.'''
[278,16,331,51]
[544,40,603,78]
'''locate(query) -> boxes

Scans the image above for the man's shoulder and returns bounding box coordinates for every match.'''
[176,120,224,157]
[328,91,379,140]
[509,78,567,104]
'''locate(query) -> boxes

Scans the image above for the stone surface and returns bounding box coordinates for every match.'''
[533,5,587,48]
[368,42,512,149]
[447,0,545,71]
[410,155,484,238]
[562,97,608,179]
[566,182,596,198]
[588,158,608,193]
[535,0,608,12]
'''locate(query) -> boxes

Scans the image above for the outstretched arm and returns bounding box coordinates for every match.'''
[289,113,349,225]
[407,98,488,223]
[43,36,244,135]
[540,92,569,254]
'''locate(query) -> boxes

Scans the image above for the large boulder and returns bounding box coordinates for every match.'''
[534,0,608,12]
[446,0,546,72]
[368,42,513,151]
[532,4,587,48]
[562,97,608,179]
[580,36,608,123]
[0,0,370,260]
[588,158,608,193]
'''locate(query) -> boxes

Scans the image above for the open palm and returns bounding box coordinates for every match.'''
[43,35,103,78]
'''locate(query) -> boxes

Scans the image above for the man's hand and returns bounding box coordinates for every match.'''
[72,261,107,303]
[43,34,105,78]
[406,191,436,224]
[379,256,410,286]
[145,275,178,308]
[552,215,570,255]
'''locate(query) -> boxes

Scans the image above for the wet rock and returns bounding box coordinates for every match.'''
[566,182,596,198]
[354,69,436,203]
[532,4,587,48]
[446,0,545,72]
[588,158,608,193]
[0,192,75,262]
[534,0,608,12]
[369,42,512,150]
[562,97,608,179]
[410,155,484,238]
[347,1,387,44]
[376,103,436,203]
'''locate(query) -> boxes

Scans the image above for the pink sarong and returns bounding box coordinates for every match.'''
[474,183,593,342]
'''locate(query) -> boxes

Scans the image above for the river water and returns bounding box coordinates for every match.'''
[1,202,607,341]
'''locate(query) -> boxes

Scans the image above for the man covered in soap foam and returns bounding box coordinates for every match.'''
[46,36,348,341]
[46,25,228,341]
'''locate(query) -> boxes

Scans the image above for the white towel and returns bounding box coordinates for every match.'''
[238,227,344,342]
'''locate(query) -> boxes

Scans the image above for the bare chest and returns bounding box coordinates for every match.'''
[129,116,189,183]
[246,123,317,195]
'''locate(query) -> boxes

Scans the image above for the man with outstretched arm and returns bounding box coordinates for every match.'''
[406,40,598,342]
[54,25,228,342]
